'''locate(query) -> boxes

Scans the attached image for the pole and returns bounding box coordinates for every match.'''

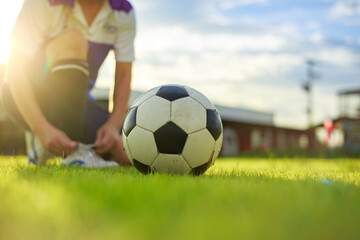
[302,59,319,152]
[303,59,317,128]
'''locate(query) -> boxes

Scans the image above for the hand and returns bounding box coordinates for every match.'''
[94,122,120,155]
[36,123,78,156]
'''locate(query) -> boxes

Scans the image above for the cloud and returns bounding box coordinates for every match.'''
[217,0,268,9]
[330,0,360,18]
[307,21,321,30]
[129,23,359,128]
[310,32,324,43]
[137,26,287,54]
[329,0,360,25]
[133,24,303,89]
[305,46,360,67]
[133,51,302,85]
[191,0,271,26]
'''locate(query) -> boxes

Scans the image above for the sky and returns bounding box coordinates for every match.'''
[1,0,360,129]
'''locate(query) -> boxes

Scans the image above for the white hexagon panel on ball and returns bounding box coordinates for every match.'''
[171,97,207,134]
[137,96,171,132]
[127,126,159,174]
[151,154,191,175]
[182,129,216,168]
[184,86,216,110]
[131,86,161,107]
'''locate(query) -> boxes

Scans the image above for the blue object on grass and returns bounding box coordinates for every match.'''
[322,179,331,184]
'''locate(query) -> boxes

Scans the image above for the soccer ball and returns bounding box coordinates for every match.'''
[122,85,223,175]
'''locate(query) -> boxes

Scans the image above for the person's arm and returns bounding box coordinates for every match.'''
[93,6,135,155]
[7,0,77,155]
[109,62,132,130]
[94,62,132,154]
[7,49,77,155]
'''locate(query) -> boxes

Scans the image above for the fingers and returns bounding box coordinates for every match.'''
[47,133,78,155]
[39,124,78,156]
[48,144,64,155]
[94,131,116,155]
[52,133,76,155]
[95,137,113,154]
[95,129,105,146]
[59,134,78,152]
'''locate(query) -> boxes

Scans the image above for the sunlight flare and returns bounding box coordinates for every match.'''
[0,0,23,63]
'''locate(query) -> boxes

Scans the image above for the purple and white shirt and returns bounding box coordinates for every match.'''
[11,0,136,88]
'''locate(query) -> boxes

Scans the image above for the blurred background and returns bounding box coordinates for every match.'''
[0,0,359,156]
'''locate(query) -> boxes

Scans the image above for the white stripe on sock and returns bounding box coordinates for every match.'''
[52,64,89,76]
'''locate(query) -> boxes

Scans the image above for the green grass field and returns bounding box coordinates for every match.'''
[0,157,360,240]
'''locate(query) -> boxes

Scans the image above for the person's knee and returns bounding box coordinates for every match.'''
[46,30,88,63]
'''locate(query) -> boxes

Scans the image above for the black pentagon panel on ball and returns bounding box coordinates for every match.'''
[156,85,189,101]
[206,109,222,140]
[154,122,188,154]
[190,160,212,176]
[133,159,152,175]
[123,107,138,137]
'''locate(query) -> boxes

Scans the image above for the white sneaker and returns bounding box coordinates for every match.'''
[61,143,119,168]
[25,131,54,165]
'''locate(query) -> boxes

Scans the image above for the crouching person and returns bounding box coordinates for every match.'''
[2,0,135,167]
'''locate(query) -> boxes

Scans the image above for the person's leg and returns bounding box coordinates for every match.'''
[109,136,132,166]
[38,29,89,142]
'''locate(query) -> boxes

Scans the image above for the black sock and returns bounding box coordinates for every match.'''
[40,59,89,142]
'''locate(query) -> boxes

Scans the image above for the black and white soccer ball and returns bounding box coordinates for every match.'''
[122,85,223,175]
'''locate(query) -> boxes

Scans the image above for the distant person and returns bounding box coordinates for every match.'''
[2,0,135,167]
